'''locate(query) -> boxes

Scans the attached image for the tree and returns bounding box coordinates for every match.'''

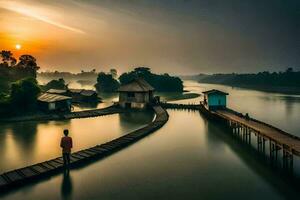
[44,78,67,90]
[95,72,120,92]
[10,77,41,111]
[119,67,183,92]
[110,69,118,79]
[0,50,16,66]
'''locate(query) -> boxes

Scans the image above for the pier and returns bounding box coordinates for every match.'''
[215,109,300,171]
[0,106,169,191]
[161,102,300,172]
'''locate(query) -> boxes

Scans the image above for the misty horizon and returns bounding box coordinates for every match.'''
[1,0,299,74]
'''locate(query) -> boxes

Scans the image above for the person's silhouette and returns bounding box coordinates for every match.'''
[60,129,73,167]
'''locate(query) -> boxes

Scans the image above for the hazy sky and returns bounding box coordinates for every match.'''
[0,0,299,74]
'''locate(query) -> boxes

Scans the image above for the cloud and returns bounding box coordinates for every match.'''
[0,0,85,34]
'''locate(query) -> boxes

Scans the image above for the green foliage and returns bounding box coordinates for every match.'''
[119,67,183,92]
[44,78,67,90]
[95,72,120,92]
[0,50,39,92]
[10,77,41,111]
[0,92,11,116]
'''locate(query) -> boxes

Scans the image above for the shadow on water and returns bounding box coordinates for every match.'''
[61,169,73,200]
[0,122,38,157]
[200,111,300,198]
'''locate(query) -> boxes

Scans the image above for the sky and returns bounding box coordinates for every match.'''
[0,0,299,74]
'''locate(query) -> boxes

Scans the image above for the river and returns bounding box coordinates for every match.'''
[1,81,300,199]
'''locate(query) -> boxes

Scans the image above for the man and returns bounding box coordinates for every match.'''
[60,129,73,167]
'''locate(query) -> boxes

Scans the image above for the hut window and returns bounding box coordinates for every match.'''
[128,92,135,98]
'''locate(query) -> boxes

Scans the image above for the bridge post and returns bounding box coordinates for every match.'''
[247,127,251,145]
[262,138,266,155]
[269,140,274,165]
[282,148,293,174]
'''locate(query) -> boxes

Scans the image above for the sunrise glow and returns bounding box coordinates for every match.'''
[15,44,21,50]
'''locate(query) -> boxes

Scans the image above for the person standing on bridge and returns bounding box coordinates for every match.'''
[60,129,73,167]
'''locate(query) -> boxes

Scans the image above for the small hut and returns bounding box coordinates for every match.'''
[118,78,155,109]
[68,89,99,103]
[202,89,229,110]
[38,93,72,112]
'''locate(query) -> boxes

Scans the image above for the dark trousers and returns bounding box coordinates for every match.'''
[63,153,70,166]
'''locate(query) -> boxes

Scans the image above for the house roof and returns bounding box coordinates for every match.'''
[68,89,82,94]
[202,89,229,95]
[118,78,154,92]
[80,90,97,96]
[38,93,71,103]
[46,89,67,94]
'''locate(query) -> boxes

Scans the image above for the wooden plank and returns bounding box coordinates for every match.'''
[4,171,23,182]
[84,149,98,156]
[30,165,49,174]
[0,175,9,187]
[53,157,64,164]
[18,167,38,178]
[76,151,92,158]
[69,155,81,163]
[90,146,109,154]
[71,153,86,160]
[46,160,63,169]
[40,162,56,170]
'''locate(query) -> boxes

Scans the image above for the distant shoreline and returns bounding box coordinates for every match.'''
[198,81,300,95]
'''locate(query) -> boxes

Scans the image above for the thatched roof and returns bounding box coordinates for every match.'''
[80,90,97,96]
[68,89,97,96]
[38,93,71,103]
[202,89,229,95]
[46,89,67,94]
[118,78,154,92]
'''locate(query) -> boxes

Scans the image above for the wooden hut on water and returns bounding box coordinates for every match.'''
[202,89,228,110]
[118,78,155,109]
[68,89,99,103]
[38,93,72,112]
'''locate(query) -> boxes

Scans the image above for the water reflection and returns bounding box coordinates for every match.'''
[0,112,153,173]
[61,170,73,200]
[1,110,300,199]
[178,81,300,136]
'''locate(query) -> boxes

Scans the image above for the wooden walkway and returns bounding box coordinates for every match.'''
[0,106,124,123]
[0,106,169,191]
[215,109,300,156]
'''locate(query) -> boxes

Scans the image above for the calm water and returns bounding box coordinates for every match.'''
[178,81,300,136]
[1,110,299,200]
[0,112,154,173]
[1,80,300,199]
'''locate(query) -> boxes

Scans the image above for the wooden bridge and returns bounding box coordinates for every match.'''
[162,102,300,172]
[0,106,169,191]
[215,109,300,170]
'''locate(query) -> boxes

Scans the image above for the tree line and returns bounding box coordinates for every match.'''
[0,51,40,116]
[197,68,300,88]
[95,67,183,92]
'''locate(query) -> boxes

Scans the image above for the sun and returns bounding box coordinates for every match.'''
[15,44,22,50]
